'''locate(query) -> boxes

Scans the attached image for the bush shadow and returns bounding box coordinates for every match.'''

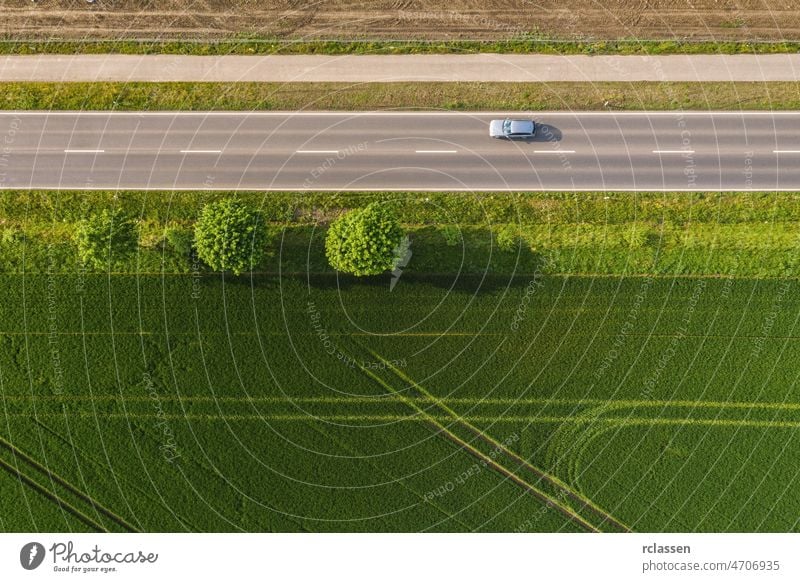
[297,244,551,295]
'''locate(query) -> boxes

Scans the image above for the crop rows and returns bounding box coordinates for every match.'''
[0,272,797,531]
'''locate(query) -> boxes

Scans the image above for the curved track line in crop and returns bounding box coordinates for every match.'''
[362,353,628,532]
[545,404,612,486]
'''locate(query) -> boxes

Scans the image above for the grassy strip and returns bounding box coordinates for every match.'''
[4,39,800,56]
[3,191,799,225]
[2,81,800,111]
[3,190,800,277]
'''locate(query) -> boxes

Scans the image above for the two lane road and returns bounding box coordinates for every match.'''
[0,111,797,191]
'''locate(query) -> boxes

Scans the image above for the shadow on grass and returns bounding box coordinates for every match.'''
[208,229,552,294]
[294,245,549,294]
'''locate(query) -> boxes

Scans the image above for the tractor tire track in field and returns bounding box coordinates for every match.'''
[32,417,199,532]
[5,395,800,412]
[354,357,603,533]
[468,420,630,532]
[365,350,631,533]
[0,433,138,532]
[0,453,106,532]
[421,418,598,532]
[11,414,800,430]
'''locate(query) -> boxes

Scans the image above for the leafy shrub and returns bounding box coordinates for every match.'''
[1,227,24,244]
[75,209,138,270]
[165,226,194,257]
[325,203,404,276]
[194,200,268,275]
[495,224,520,252]
[622,225,650,248]
[439,224,462,247]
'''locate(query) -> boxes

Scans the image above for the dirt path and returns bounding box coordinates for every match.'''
[6,53,800,82]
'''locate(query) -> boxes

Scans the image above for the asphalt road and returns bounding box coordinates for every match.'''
[0,111,798,191]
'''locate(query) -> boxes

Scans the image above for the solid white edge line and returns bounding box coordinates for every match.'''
[296,150,339,154]
[5,110,800,117]
[63,149,105,153]
[0,187,795,192]
[534,150,576,154]
[653,150,696,154]
[180,150,222,154]
[415,150,458,154]
[773,150,800,153]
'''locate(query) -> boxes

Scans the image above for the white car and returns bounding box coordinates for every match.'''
[490,118,536,140]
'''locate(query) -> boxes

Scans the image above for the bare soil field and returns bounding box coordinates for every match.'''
[1,0,800,42]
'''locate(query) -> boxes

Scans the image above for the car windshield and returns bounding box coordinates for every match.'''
[503,119,512,133]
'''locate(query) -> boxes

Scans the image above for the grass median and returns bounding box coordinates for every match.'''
[5,39,800,56]
[2,81,800,111]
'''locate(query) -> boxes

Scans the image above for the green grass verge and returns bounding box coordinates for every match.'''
[3,81,800,111]
[3,190,800,278]
[3,273,800,531]
[4,39,800,56]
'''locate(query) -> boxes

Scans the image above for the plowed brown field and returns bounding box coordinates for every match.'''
[1,0,799,42]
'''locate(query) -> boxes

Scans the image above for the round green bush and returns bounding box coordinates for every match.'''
[194,200,267,275]
[325,203,404,276]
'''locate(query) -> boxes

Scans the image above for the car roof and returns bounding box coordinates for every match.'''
[508,120,534,133]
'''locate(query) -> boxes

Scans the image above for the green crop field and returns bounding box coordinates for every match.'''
[2,270,799,532]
